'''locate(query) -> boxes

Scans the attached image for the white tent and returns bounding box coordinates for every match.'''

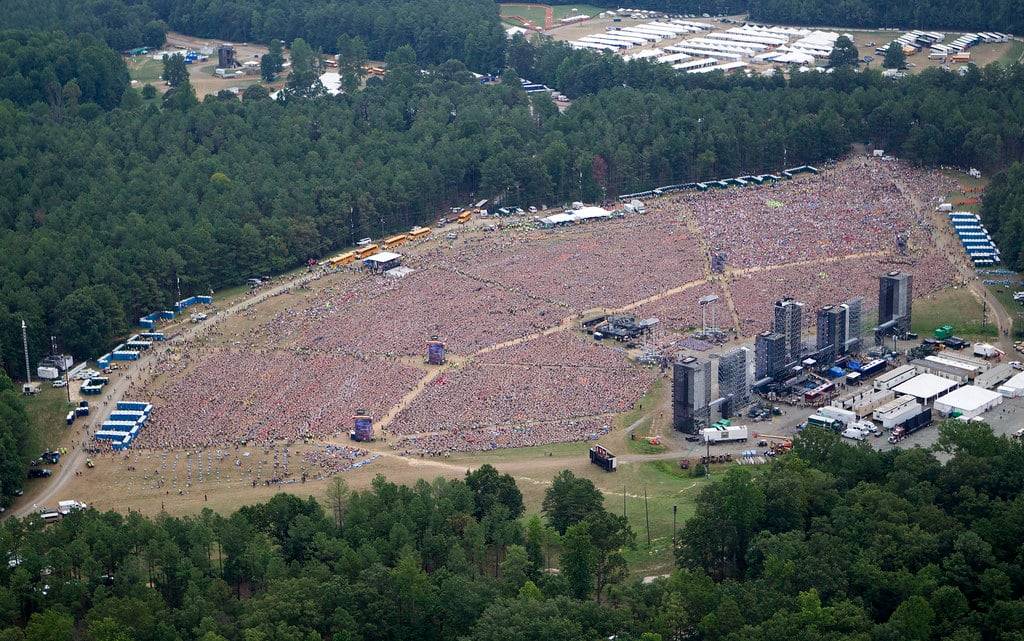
[934,385,1003,419]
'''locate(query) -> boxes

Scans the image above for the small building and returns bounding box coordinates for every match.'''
[873,395,922,429]
[911,358,972,384]
[933,385,1002,419]
[363,251,402,272]
[873,364,918,391]
[217,44,237,68]
[891,373,959,404]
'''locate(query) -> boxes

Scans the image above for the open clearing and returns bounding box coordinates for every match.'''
[912,287,997,339]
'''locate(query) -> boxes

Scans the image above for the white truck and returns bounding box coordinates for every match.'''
[701,426,749,444]
[57,500,87,516]
[973,343,1000,359]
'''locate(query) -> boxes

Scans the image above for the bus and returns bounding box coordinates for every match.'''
[330,251,356,267]
[354,244,379,259]
[383,234,407,249]
[409,226,431,239]
[457,211,472,224]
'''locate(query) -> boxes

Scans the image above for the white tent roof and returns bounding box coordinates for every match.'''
[892,373,958,400]
[1001,371,1024,391]
[935,385,1002,412]
[364,251,402,264]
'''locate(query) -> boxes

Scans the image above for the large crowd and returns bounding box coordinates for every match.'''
[395,417,612,455]
[142,348,422,448]
[131,157,966,461]
[263,267,563,357]
[387,332,655,444]
[439,217,708,310]
[650,158,957,271]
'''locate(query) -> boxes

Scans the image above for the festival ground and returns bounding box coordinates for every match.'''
[14,157,1000,575]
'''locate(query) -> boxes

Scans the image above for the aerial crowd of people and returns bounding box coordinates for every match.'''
[120,157,966,461]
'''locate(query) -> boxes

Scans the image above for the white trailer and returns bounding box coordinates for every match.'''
[816,405,857,426]
[701,426,749,443]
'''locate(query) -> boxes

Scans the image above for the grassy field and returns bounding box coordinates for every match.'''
[987,284,1024,338]
[610,460,710,575]
[22,386,74,455]
[615,378,669,454]
[128,57,163,84]
[1000,40,1024,65]
[912,287,998,338]
[499,3,604,26]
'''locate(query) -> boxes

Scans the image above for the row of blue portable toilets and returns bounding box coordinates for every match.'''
[93,402,153,451]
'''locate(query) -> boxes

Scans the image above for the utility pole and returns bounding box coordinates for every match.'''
[21,320,31,385]
[672,505,677,544]
[622,484,626,519]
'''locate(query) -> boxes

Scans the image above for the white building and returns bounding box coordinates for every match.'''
[891,373,959,404]
[933,385,1003,419]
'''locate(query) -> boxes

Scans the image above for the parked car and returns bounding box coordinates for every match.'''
[27,468,52,479]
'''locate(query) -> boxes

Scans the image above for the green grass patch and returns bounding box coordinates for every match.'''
[987,283,1024,338]
[611,460,709,575]
[617,378,668,454]
[1000,40,1024,65]
[912,287,998,339]
[129,57,163,84]
[448,440,591,465]
[22,385,74,455]
[499,3,604,26]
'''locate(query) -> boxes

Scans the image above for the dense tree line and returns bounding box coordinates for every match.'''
[1,0,167,52]
[749,0,1024,35]
[0,371,31,509]
[981,162,1024,272]
[0,31,129,112]
[3,31,1024,369]
[2,423,1024,641]
[146,0,507,72]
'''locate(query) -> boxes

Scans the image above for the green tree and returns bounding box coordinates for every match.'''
[466,464,524,520]
[336,35,367,93]
[541,470,604,534]
[24,611,72,641]
[283,38,324,100]
[260,40,285,82]
[828,36,860,68]
[559,521,594,600]
[884,42,907,69]
[162,53,188,87]
[0,371,30,504]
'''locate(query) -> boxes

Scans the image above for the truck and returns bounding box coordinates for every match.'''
[973,343,1000,359]
[701,426,749,444]
[589,445,617,471]
[805,414,844,432]
[888,409,933,443]
[57,500,87,516]
[817,405,857,427]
